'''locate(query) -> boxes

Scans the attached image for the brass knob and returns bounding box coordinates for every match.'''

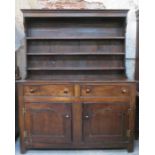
[121,88,127,93]
[65,114,70,118]
[30,88,36,93]
[86,88,91,93]
[64,88,69,94]
[84,115,89,119]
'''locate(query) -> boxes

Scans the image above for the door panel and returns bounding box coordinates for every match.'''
[25,103,72,144]
[83,103,128,143]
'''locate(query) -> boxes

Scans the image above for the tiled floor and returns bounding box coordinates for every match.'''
[15,139,139,155]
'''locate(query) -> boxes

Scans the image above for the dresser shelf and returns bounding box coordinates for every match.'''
[27,67,125,71]
[26,37,125,40]
[27,52,125,56]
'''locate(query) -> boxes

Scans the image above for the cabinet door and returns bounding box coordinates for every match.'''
[25,103,72,144]
[83,103,128,143]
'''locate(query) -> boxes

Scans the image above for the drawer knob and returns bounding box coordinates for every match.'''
[65,114,70,118]
[30,88,36,93]
[64,88,69,94]
[86,88,91,93]
[122,88,128,93]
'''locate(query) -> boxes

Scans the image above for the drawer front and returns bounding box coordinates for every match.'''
[24,84,74,97]
[81,84,130,97]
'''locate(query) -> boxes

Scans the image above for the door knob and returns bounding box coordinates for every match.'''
[65,114,70,118]
[84,115,89,119]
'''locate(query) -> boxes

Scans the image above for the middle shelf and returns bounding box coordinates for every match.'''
[27,54,125,70]
[27,52,125,56]
[26,37,125,40]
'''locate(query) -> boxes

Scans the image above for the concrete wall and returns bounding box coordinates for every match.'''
[15,0,138,80]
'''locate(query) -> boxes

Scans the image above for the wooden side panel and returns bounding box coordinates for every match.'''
[18,84,26,153]
[127,84,136,152]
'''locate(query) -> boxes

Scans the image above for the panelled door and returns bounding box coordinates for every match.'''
[24,102,72,144]
[82,102,129,143]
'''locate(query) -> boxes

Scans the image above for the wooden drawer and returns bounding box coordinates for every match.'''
[80,84,130,97]
[24,84,74,97]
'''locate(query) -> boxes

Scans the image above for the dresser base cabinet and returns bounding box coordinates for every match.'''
[18,82,136,153]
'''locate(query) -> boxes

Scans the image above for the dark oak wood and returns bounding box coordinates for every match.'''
[22,9,128,18]
[25,103,72,144]
[18,84,26,153]
[80,84,130,97]
[27,40,124,54]
[15,51,20,140]
[18,9,136,153]
[27,52,125,56]
[135,10,139,139]
[83,103,128,143]
[24,84,74,97]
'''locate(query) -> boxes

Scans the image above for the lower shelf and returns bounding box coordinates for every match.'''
[27,70,126,81]
[27,67,125,71]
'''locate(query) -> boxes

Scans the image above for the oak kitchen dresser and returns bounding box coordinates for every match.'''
[17,9,136,153]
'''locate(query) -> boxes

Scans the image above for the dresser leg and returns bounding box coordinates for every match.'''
[21,148,26,154]
[127,142,134,153]
[20,144,26,154]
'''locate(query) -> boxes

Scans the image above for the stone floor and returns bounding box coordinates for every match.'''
[15,139,139,155]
